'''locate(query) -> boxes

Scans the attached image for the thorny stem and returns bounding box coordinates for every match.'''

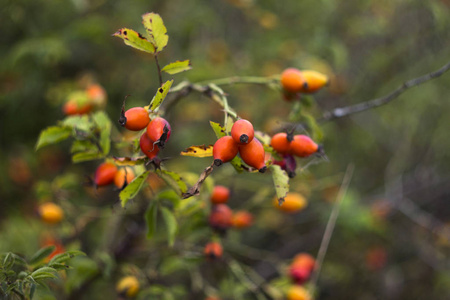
[154,54,163,86]
[310,164,354,291]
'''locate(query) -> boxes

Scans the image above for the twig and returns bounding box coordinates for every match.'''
[154,55,163,86]
[320,61,450,122]
[195,75,279,87]
[310,164,355,289]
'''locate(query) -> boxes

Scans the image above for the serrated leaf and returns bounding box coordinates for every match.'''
[142,13,168,52]
[149,80,173,111]
[160,207,178,247]
[29,246,56,265]
[180,145,213,158]
[161,60,191,75]
[113,28,155,53]
[32,273,58,280]
[92,111,112,155]
[120,171,150,207]
[113,156,146,166]
[209,121,227,139]
[270,164,290,202]
[36,126,72,150]
[160,170,187,195]
[146,201,158,238]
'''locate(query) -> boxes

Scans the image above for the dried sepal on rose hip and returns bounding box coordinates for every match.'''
[231,119,254,145]
[146,117,171,148]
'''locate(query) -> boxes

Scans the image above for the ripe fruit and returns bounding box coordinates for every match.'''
[292,253,316,272]
[286,285,311,300]
[94,162,118,186]
[204,242,223,259]
[211,185,230,204]
[63,98,92,116]
[114,167,135,189]
[281,68,307,93]
[213,136,239,166]
[38,202,64,224]
[146,117,171,148]
[290,135,319,157]
[270,132,292,154]
[209,204,233,231]
[300,70,329,93]
[289,253,315,284]
[116,276,140,298]
[86,84,107,107]
[231,211,253,229]
[238,138,267,173]
[139,132,160,159]
[273,192,307,213]
[120,107,150,131]
[231,119,254,144]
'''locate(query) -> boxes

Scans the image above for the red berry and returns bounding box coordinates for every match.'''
[209,204,233,232]
[146,117,171,148]
[238,138,267,173]
[290,135,319,157]
[270,132,292,154]
[139,133,160,159]
[289,266,311,284]
[213,136,239,166]
[231,119,254,144]
[121,107,150,131]
[95,162,118,186]
[231,210,253,229]
[211,186,230,204]
[204,242,223,260]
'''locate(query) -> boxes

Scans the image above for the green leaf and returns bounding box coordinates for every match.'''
[120,171,150,207]
[29,283,36,299]
[31,267,57,280]
[2,253,14,269]
[230,156,245,173]
[72,151,104,163]
[149,80,173,112]
[29,246,56,265]
[209,121,226,139]
[92,111,112,155]
[157,189,182,209]
[142,13,168,53]
[270,164,290,202]
[161,60,192,75]
[160,207,178,247]
[35,126,72,150]
[71,140,98,154]
[48,250,85,265]
[113,28,156,53]
[145,201,158,238]
[160,170,187,195]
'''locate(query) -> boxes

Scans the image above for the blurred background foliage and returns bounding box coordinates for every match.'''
[1,0,449,299]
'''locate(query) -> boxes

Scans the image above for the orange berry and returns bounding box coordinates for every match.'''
[211,185,230,204]
[231,119,254,144]
[139,132,160,159]
[300,70,329,93]
[213,136,239,166]
[38,202,64,224]
[273,192,307,213]
[270,132,292,154]
[86,83,107,107]
[238,138,267,172]
[94,162,118,186]
[290,135,319,157]
[281,68,307,93]
[232,210,253,229]
[120,107,150,131]
[289,253,315,283]
[114,167,135,189]
[116,276,140,298]
[62,98,92,116]
[204,242,223,259]
[146,117,171,148]
[287,285,311,300]
[292,253,316,272]
[209,204,233,232]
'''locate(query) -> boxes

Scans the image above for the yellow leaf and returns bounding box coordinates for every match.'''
[180,145,213,158]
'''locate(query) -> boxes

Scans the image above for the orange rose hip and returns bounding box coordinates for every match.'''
[213,136,239,166]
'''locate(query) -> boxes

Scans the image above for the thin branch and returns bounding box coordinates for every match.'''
[195,75,278,87]
[320,61,450,122]
[154,55,163,86]
[310,164,355,289]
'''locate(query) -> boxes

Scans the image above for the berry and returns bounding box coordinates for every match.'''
[231,119,254,144]
[270,132,292,154]
[273,192,307,213]
[289,253,315,284]
[94,162,118,186]
[292,253,316,272]
[204,242,223,260]
[300,70,329,93]
[290,135,319,157]
[213,136,239,166]
[281,68,308,93]
[63,98,92,116]
[116,276,140,298]
[286,285,311,300]
[211,185,230,204]
[231,210,253,229]
[238,138,267,173]
[114,167,135,189]
[38,202,64,224]
[120,107,150,131]
[289,267,311,284]
[86,84,107,107]
[139,132,160,159]
[146,117,171,148]
[209,204,233,232]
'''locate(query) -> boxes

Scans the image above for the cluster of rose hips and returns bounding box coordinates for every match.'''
[213,119,267,172]
[280,68,329,101]
[286,253,316,300]
[93,162,135,190]
[63,83,107,115]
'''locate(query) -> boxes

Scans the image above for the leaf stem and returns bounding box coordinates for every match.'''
[154,55,163,86]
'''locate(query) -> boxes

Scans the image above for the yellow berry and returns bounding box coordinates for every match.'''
[287,285,312,300]
[116,276,140,298]
[38,202,64,224]
[273,192,307,213]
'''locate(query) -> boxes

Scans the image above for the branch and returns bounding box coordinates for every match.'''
[320,61,450,122]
